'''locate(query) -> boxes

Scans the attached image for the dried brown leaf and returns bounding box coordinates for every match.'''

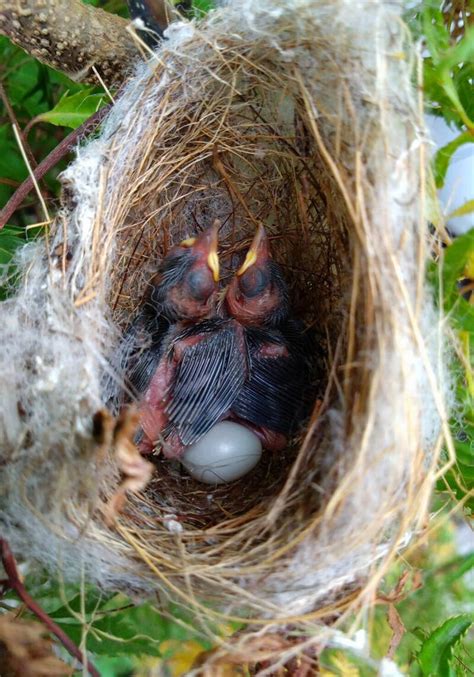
[103,407,154,525]
[0,615,72,676]
[386,604,405,660]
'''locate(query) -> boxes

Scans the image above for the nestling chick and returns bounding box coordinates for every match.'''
[225,225,312,451]
[225,224,289,327]
[123,222,226,454]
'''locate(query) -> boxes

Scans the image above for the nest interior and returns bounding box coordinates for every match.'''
[109,64,351,526]
[0,0,446,650]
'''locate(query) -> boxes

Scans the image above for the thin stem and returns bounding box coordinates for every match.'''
[0,103,112,230]
[0,538,100,677]
[0,82,38,169]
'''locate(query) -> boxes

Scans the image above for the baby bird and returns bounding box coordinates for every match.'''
[124,223,246,457]
[225,225,311,451]
[225,224,289,328]
[124,221,220,389]
[124,223,225,449]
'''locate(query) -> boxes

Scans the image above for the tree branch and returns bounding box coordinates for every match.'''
[0,0,140,87]
[0,102,112,229]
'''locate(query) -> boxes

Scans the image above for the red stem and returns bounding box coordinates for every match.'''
[0,103,112,230]
[0,538,100,677]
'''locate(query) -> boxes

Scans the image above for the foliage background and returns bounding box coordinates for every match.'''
[0,1,472,674]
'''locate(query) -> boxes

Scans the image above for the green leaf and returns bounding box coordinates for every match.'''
[438,29,474,76]
[441,232,471,290]
[92,655,135,677]
[454,440,474,468]
[456,459,474,482]
[0,125,28,183]
[56,599,217,658]
[48,589,116,621]
[193,0,216,15]
[445,553,474,586]
[421,4,450,65]
[433,132,474,189]
[102,0,130,17]
[36,90,107,129]
[437,31,474,130]
[437,470,474,513]
[422,24,474,130]
[58,603,170,657]
[0,226,25,298]
[417,615,473,676]
[441,229,474,317]
[423,59,464,128]
[0,226,24,264]
[448,200,474,220]
[455,62,474,125]
[439,72,474,131]
[452,307,474,333]
[426,552,474,587]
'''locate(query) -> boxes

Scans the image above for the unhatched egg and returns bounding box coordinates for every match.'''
[181,421,262,485]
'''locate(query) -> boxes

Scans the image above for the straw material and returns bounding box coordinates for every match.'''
[0,0,451,664]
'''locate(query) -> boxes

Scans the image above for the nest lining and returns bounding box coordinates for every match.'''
[0,0,450,659]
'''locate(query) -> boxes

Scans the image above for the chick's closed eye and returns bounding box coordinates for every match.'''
[239,267,270,298]
[186,268,215,301]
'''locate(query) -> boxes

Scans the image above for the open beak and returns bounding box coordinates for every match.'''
[180,220,220,282]
[237,224,269,276]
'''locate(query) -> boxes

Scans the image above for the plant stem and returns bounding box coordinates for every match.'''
[0,103,112,230]
[0,538,100,677]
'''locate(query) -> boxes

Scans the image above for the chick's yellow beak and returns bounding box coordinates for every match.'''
[237,224,267,276]
[207,249,220,282]
[206,220,220,282]
[180,221,220,282]
[237,249,257,276]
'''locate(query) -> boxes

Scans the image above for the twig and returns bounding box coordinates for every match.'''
[0,103,112,229]
[0,82,38,170]
[12,123,50,224]
[0,537,100,677]
[92,66,115,104]
[0,81,48,222]
[0,178,19,188]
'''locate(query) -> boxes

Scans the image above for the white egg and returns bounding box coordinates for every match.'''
[181,421,262,485]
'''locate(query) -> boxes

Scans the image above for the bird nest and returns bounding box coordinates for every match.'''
[0,0,449,667]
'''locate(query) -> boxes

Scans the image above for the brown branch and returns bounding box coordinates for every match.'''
[0,102,112,229]
[0,82,37,170]
[0,0,140,87]
[0,537,100,677]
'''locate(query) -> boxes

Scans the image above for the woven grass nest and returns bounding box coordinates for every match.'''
[0,0,450,667]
